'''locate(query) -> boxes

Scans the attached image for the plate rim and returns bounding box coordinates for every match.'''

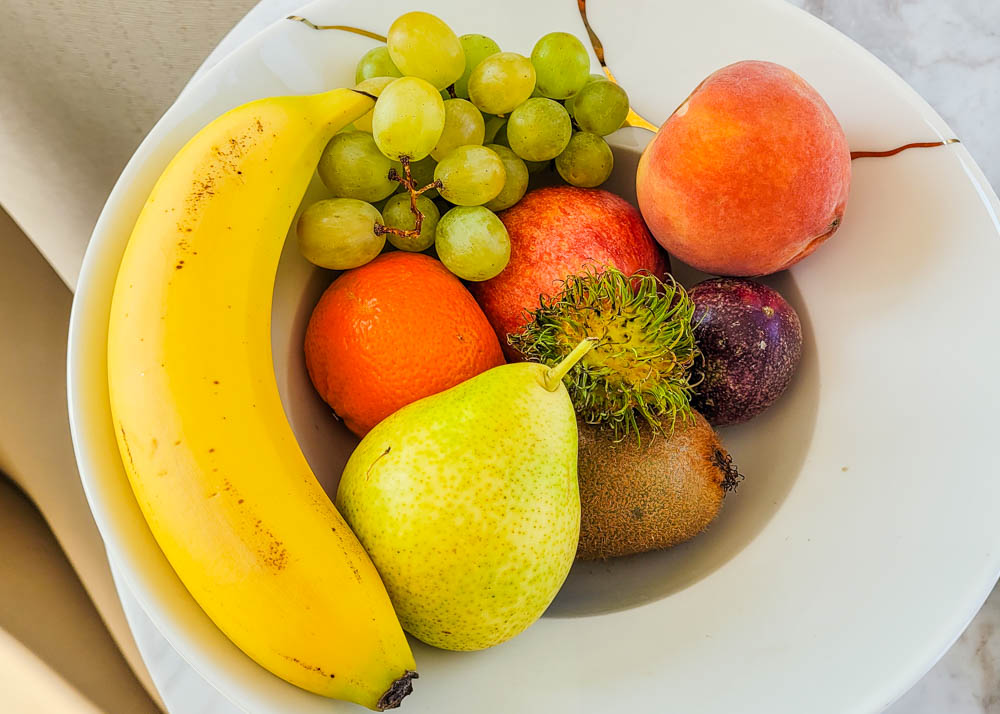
[67,1,1000,712]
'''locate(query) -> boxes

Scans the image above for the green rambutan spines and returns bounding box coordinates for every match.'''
[510,268,700,439]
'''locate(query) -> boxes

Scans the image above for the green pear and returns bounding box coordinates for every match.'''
[336,339,596,651]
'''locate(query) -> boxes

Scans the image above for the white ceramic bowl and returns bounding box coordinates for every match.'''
[69,0,1000,712]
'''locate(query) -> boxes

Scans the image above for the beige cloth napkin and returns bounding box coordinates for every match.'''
[0,0,257,710]
[0,467,151,713]
[0,208,162,711]
[0,0,257,290]
[0,627,101,714]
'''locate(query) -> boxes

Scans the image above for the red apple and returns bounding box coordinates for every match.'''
[636,60,851,276]
[471,186,669,357]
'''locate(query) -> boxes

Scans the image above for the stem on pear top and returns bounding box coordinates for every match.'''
[542,338,597,392]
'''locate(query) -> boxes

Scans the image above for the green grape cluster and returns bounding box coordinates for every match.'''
[298,13,631,280]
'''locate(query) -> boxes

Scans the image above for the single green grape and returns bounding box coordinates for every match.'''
[355,46,402,84]
[436,206,511,280]
[297,198,384,270]
[431,99,486,161]
[353,76,397,133]
[382,193,440,251]
[467,52,536,115]
[404,155,439,198]
[434,145,506,206]
[386,11,465,90]
[455,34,501,98]
[482,114,506,143]
[555,132,614,187]
[492,115,544,168]
[484,144,528,211]
[317,131,401,202]
[506,98,572,161]
[564,72,604,115]
[372,77,446,161]
[530,32,591,100]
[572,79,629,136]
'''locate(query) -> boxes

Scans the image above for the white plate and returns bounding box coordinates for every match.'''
[68,1,1000,712]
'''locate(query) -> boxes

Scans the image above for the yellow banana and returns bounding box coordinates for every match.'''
[107,88,417,710]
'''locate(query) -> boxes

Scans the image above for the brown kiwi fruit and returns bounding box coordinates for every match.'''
[576,411,743,559]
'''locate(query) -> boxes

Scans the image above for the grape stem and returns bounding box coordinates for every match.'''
[285,15,386,42]
[377,156,443,239]
[446,84,457,99]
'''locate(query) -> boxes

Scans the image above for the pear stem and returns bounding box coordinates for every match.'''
[542,338,597,392]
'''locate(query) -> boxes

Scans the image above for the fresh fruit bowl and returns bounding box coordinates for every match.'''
[68,0,1000,712]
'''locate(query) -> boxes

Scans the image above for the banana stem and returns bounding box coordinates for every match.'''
[376,670,418,711]
[542,337,597,392]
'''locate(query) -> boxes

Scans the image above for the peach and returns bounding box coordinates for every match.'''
[636,60,851,276]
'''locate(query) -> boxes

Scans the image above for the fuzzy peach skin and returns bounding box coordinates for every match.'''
[636,60,851,276]
[471,186,669,359]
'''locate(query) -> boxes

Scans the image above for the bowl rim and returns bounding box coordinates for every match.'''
[68,1,1000,712]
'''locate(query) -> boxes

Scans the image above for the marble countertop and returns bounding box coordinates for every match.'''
[795,0,1000,191]
[123,1,1000,712]
[789,2,1000,712]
